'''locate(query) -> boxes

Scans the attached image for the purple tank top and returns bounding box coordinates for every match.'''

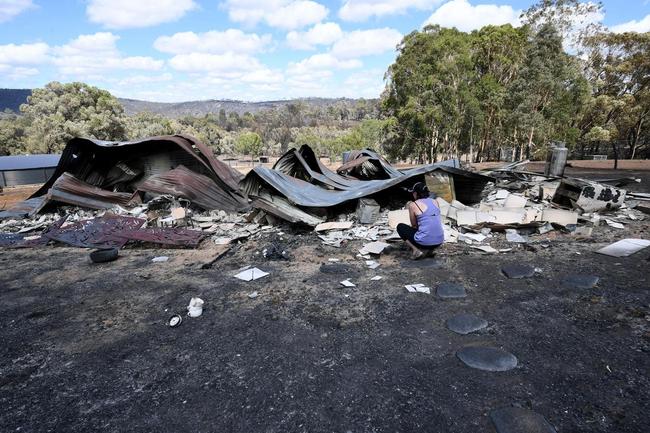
[414,198,444,246]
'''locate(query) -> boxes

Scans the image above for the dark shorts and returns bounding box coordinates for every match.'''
[396,223,441,250]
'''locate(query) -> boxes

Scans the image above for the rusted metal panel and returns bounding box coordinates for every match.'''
[113,226,207,248]
[30,135,246,212]
[46,172,138,210]
[45,215,146,249]
[138,165,249,212]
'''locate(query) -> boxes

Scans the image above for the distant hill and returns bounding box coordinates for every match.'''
[0,88,375,118]
[118,97,374,117]
[0,89,31,112]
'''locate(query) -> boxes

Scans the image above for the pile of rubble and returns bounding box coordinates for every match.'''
[0,134,648,258]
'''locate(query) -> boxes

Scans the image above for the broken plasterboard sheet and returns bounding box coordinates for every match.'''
[436,197,450,217]
[365,260,380,269]
[456,210,478,226]
[315,221,354,232]
[473,245,498,253]
[490,209,525,225]
[605,219,625,229]
[459,232,487,243]
[523,208,542,224]
[541,209,578,226]
[370,276,383,281]
[505,229,528,243]
[405,284,430,294]
[234,267,269,281]
[595,238,650,257]
[340,279,356,287]
[359,241,390,255]
[443,225,459,243]
[495,189,509,199]
[388,209,411,229]
[504,194,527,208]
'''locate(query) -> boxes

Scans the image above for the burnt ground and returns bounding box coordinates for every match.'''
[1,166,650,433]
[1,216,649,433]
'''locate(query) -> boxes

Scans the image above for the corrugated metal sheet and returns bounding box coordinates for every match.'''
[28,134,248,212]
[242,146,492,208]
[44,172,138,210]
[138,165,250,212]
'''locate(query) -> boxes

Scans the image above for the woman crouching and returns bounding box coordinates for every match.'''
[397,182,444,260]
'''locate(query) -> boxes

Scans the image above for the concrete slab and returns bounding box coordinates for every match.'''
[437,282,467,298]
[457,346,518,371]
[489,407,557,433]
[561,275,600,289]
[446,314,488,334]
[501,264,535,279]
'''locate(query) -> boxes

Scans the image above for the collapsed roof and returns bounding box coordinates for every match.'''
[5,135,249,217]
[241,145,493,224]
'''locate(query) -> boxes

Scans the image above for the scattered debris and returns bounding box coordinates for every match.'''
[168,314,182,327]
[89,248,119,264]
[187,297,204,317]
[370,276,382,281]
[405,284,430,294]
[234,267,269,281]
[596,238,650,257]
[359,241,390,255]
[152,256,169,263]
[365,260,380,269]
[340,279,355,287]
[315,221,354,232]
[248,291,259,299]
[605,219,625,229]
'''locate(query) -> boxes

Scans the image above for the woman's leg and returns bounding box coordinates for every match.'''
[397,223,424,258]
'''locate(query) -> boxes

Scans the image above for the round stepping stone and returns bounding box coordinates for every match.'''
[456,346,517,371]
[436,282,467,299]
[490,407,557,433]
[560,274,599,289]
[446,314,488,334]
[501,264,535,279]
[319,263,351,274]
[402,257,445,269]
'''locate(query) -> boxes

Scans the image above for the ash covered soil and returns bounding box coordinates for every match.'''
[1,221,649,433]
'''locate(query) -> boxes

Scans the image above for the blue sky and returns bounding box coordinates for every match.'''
[0,0,647,102]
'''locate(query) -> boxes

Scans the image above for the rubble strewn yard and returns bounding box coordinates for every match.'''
[1,137,649,433]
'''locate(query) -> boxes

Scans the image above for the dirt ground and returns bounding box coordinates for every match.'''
[2,165,650,433]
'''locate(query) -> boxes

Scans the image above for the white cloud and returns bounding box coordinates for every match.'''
[87,0,197,29]
[286,22,343,50]
[52,33,163,76]
[222,0,328,30]
[154,29,271,54]
[0,42,49,64]
[331,28,402,58]
[168,52,261,74]
[339,0,441,22]
[116,73,174,86]
[611,14,650,33]
[343,68,385,98]
[287,53,362,77]
[0,0,33,22]
[424,0,521,32]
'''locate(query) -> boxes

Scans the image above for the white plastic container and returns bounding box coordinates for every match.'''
[187,297,204,317]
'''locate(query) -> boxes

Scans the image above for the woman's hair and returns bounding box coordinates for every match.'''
[410,182,430,199]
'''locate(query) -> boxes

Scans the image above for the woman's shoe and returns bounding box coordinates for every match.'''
[411,249,424,260]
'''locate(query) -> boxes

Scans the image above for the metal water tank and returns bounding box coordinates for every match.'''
[545,143,568,177]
